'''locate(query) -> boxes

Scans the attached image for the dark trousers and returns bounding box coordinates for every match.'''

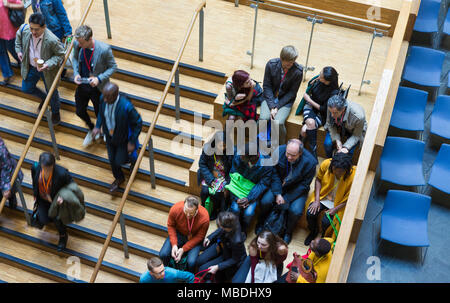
[33,199,67,236]
[75,84,101,130]
[159,231,202,273]
[306,203,333,236]
[324,132,357,159]
[106,141,130,181]
[200,185,225,220]
[0,38,18,79]
[229,192,258,234]
[196,243,242,282]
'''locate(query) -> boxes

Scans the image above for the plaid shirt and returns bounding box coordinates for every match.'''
[0,138,23,193]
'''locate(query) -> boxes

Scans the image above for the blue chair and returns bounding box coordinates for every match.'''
[402,46,445,88]
[372,190,431,265]
[413,0,441,33]
[430,95,450,140]
[443,5,450,35]
[428,143,450,195]
[379,136,426,186]
[390,86,428,136]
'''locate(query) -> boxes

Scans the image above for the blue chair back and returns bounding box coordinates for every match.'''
[390,86,428,131]
[430,95,450,139]
[414,0,441,33]
[403,46,445,87]
[429,143,450,194]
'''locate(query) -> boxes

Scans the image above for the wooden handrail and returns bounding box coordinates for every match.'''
[325,0,415,283]
[0,0,95,214]
[250,0,391,31]
[89,0,207,283]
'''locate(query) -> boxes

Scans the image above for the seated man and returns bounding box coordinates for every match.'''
[261,45,303,145]
[227,142,272,234]
[323,94,367,158]
[258,139,317,244]
[140,256,194,283]
[159,196,210,273]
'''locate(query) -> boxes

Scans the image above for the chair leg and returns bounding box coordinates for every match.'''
[372,208,383,256]
[420,246,428,266]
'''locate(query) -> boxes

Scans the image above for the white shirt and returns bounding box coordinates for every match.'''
[29,32,44,68]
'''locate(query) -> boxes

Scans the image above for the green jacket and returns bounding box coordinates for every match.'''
[15,24,65,90]
[48,182,86,225]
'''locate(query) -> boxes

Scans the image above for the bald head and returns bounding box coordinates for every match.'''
[286,139,303,163]
[102,82,119,104]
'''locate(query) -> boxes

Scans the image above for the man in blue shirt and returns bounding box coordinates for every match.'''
[140,257,195,283]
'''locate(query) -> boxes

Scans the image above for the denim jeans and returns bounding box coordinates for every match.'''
[229,192,258,234]
[22,65,61,114]
[159,231,202,273]
[0,38,18,79]
[323,131,357,159]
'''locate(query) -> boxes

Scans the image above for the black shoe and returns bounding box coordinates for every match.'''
[304,231,317,246]
[30,214,44,230]
[8,196,17,210]
[283,233,292,245]
[61,68,67,79]
[57,234,68,252]
[255,224,264,236]
[37,101,44,114]
[51,113,61,126]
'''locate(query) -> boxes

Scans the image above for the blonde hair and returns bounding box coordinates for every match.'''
[280,45,298,62]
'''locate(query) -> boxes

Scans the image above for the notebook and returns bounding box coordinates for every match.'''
[320,199,334,210]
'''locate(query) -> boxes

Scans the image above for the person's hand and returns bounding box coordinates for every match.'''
[171,245,178,260]
[327,207,337,216]
[235,93,246,101]
[275,194,285,205]
[2,190,11,199]
[74,74,82,85]
[336,140,343,151]
[270,108,278,120]
[175,248,184,263]
[92,127,101,138]
[308,201,321,215]
[339,147,349,154]
[17,52,23,62]
[208,265,219,275]
[45,194,52,203]
[203,237,210,247]
[57,196,64,205]
[290,269,300,282]
[37,63,48,72]
[237,197,249,209]
[89,76,99,87]
[127,142,135,154]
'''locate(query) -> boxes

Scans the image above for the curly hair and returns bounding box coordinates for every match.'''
[329,152,353,180]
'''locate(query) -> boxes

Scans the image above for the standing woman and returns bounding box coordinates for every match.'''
[297,67,339,158]
[0,0,24,83]
[31,152,73,251]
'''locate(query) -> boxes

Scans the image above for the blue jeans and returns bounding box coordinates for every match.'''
[0,38,18,79]
[159,231,202,273]
[229,192,258,234]
[22,65,60,114]
[259,189,308,235]
[324,131,357,159]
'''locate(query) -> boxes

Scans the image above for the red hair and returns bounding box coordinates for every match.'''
[232,70,251,96]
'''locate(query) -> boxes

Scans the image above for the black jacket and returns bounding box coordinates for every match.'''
[207,226,247,271]
[271,145,318,204]
[197,152,233,186]
[263,58,303,109]
[31,163,73,202]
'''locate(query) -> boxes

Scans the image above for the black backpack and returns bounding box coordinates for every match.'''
[262,203,288,237]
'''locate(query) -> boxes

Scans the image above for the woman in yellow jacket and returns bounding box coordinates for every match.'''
[303,152,356,246]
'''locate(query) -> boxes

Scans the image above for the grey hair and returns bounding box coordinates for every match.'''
[280,45,298,62]
[184,196,199,208]
[286,138,303,153]
[327,95,348,111]
[74,25,93,41]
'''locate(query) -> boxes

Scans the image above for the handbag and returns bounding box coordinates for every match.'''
[168,255,188,272]
[8,7,26,28]
[285,253,317,283]
[194,269,215,283]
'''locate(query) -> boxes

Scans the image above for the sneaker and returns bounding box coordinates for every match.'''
[51,113,61,126]
[103,135,106,142]
[82,130,94,147]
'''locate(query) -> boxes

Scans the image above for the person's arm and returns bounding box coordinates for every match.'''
[342,117,365,151]
[328,202,346,216]
[325,110,341,143]
[181,220,209,252]
[61,167,73,187]
[53,0,72,38]
[175,270,195,283]
[127,102,143,144]
[262,61,276,109]
[198,153,215,186]
[270,166,283,197]
[277,69,303,108]
[216,241,246,271]
[15,24,25,58]
[167,208,179,248]
[283,164,316,204]
[45,38,65,70]
[71,41,80,78]
[304,93,321,111]
[246,165,271,203]
[96,45,117,84]
[0,152,12,193]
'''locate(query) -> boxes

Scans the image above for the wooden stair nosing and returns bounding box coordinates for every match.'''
[0,225,140,282]
[110,44,227,84]
[0,251,86,283]
[0,126,188,190]
[12,155,175,212]
[0,83,204,144]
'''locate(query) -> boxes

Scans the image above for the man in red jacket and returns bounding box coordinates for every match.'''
[159,196,210,273]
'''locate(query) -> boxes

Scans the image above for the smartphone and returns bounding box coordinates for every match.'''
[80,77,91,84]
[291,266,298,273]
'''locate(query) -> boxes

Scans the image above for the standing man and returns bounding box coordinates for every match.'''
[92,82,142,193]
[15,13,65,125]
[72,25,117,146]
[258,139,317,244]
[31,0,72,42]
[261,45,303,146]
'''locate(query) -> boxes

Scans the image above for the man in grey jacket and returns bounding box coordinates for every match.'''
[15,13,65,125]
[324,94,367,158]
[72,25,117,147]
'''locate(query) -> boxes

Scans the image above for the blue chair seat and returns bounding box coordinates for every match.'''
[390,86,427,131]
[414,0,441,33]
[402,46,445,87]
[430,95,450,139]
[429,143,450,194]
[381,190,430,247]
[379,137,426,186]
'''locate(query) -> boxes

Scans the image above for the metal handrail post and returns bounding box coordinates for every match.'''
[103,0,112,39]
[235,0,239,7]
[119,213,129,259]
[175,68,181,122]
[16,183,31,226]
[247,0,259,69]
[303,15,323,82]
[358,28,383,95]
[199,7,204,62]
[148,138,156,189]
[44,109,60,160]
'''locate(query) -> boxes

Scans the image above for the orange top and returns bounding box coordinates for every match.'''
[167,201,210,252]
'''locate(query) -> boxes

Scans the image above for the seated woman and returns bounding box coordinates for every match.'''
[304,152,356,246]
[196,211,247,282]
[223,70,263,122]
[297,67,340,158]
[197,131,234,220]
[232,230,288,283]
